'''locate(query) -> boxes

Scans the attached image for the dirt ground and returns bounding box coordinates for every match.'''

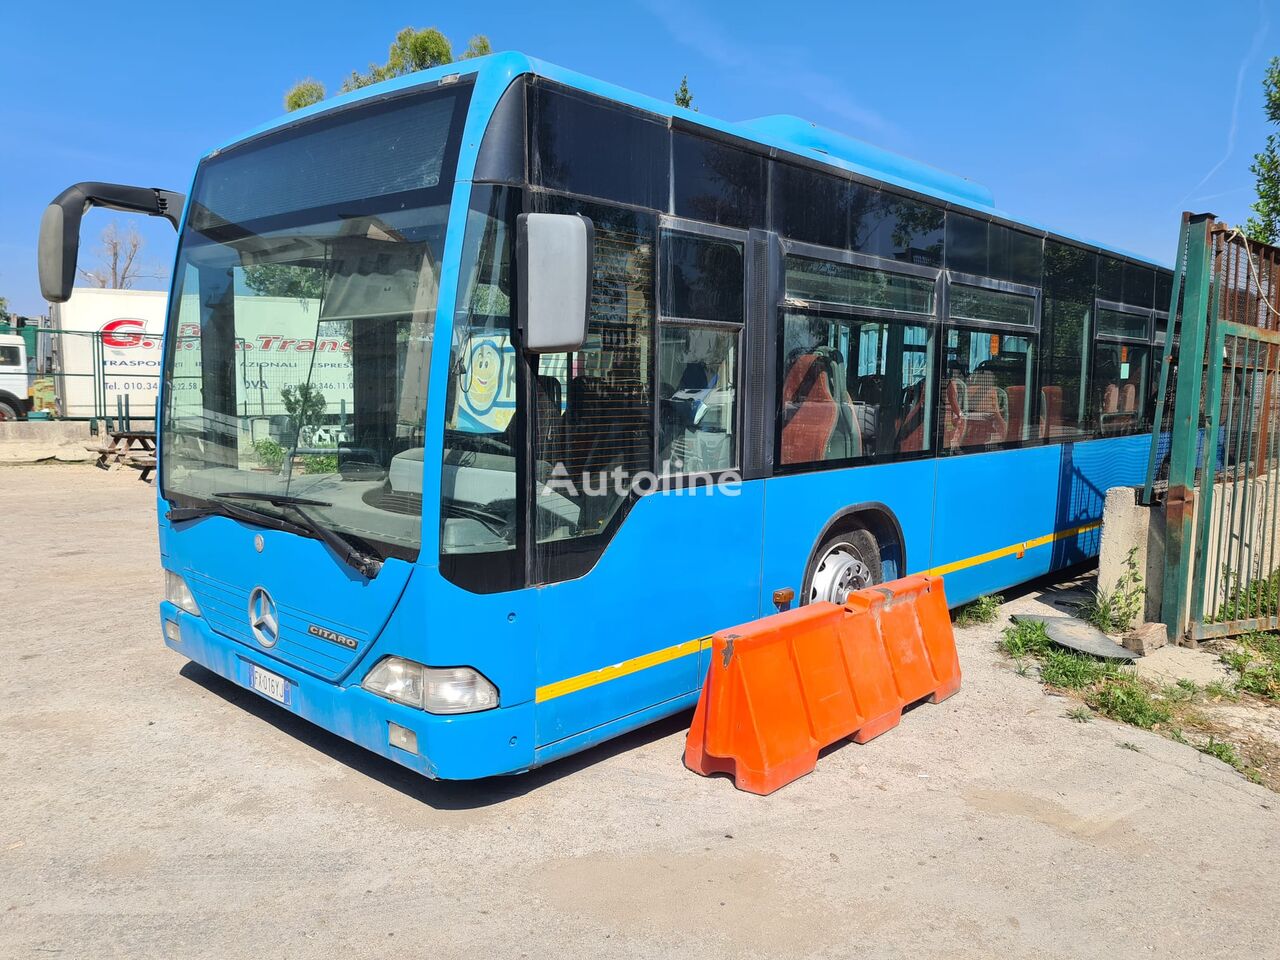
[2,462,1279,960]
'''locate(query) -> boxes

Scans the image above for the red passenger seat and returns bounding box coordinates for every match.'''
[1039,386,1062,438]
[781,354,838,464]
[1005,385,1026,442]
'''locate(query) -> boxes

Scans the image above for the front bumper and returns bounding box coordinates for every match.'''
[159,603,535,780]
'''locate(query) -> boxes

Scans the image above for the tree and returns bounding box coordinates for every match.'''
[674,75,695,110]
[0,296,10,323]
[243,263,325,300]
[1247,56,1280,245]
[77,222,164,289]
[280,382,327,443]
[284,78,325,112]
[283,27,493,112]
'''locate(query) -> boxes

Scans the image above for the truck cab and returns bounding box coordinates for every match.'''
[0,333,30,420]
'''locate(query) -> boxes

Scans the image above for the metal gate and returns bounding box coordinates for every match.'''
[1146,213,1280,642]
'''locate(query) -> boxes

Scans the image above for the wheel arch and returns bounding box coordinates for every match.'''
[807,502,907,583]
[0,390,26,419]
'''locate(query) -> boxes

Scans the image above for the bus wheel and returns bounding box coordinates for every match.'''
[0,397,21,422]
[805,527,882,605]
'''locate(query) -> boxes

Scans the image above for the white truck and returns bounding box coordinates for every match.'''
[0,332,30,420]
[50,287,167,422]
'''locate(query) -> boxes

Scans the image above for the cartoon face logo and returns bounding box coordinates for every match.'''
[465,340,503,414]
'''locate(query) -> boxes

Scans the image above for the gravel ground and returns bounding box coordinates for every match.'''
[2,463,1279,960]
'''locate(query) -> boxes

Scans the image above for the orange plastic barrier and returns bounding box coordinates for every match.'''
[684,575,961,795]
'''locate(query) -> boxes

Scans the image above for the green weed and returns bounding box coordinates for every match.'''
[1215,571,1280,623]
[1198,737,1244,770]
[999,619,1052,659]
[1218,632,1280,703]
[1079,547,1144,634]
[1040,650,1117,689]
[1086,676,1173,730]
[955,594,1004,627]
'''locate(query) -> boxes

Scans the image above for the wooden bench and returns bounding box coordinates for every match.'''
[88,431,156,470]
[126,455,156,483]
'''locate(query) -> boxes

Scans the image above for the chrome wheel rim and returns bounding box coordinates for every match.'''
[809,545,871,604]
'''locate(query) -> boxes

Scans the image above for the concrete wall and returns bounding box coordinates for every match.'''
[0,421,92,443]
[1098,486,1166,623]
[0,420,96,464]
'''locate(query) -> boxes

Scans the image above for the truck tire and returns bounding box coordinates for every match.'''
[0,396,23,422]
[803,526,883,605]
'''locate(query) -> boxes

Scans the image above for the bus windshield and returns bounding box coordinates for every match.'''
[160,84,471,561]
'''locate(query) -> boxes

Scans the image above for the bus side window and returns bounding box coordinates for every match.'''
[658,228,744,475]
[530,194,657,576]
[1040,242,1096,440]
[778,312,931,466]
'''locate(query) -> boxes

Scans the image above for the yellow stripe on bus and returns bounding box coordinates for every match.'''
[924,521,1101,577]
[533,520,1101,703]
[535,636,713,703]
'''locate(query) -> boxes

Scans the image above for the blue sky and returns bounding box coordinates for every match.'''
[0,0,1275,316]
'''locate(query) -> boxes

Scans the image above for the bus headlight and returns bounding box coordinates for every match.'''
[164,570,201,616]
[362,658,499,714]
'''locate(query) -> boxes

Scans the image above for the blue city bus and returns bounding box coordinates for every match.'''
[39,52,1173,780]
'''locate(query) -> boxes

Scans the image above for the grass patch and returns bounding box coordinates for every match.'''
[1218,632,1280,703]
[955,594,1004,627]
[1215,571,1280,623]
[1086,676,1173,730]
[1040,649,1117,689]
[1198,737,1243,769]
[999,619,1052,659]
[1203,680,1239,702]
[997,614,1280,790]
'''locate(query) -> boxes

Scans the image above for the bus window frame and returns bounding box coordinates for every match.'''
[1095,298,1155,345]
[1092,297,1155,437]
[943,270,1042,336]
[655,215,749,488]
[773,238,944,473]
[938,270,1042,450]
[780,238,944,322]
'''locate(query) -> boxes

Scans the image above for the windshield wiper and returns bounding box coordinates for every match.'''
[211,491,384,580]
[167,498,311,537]
[442,500,511,539]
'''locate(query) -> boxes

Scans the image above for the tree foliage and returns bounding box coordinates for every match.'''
[243,263,326,300]
[0,296,10,323]
[283,28,492,112]
[674,75,695,110]
[1247,56,1280,245]
[281,382,327,439]
[284,78,325,112]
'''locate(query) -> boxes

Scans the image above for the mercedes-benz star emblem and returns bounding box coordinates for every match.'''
[248,586,279,648]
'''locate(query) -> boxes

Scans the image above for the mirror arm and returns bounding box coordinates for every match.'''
[50,182,186,231]
[39,181,186,303]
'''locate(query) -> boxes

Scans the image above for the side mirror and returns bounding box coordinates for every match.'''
[516,213,593,353]
[38,182,185,303]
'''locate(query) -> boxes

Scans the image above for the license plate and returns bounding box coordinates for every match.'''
[249,664,289,704]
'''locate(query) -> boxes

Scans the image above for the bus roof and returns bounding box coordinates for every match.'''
[214,50,1170,271]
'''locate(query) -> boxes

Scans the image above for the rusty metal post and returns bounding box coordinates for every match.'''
[1161,214,1216,642]
[1143,214,1191,505]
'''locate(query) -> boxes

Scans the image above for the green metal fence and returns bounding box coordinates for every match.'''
[1146,214,1280,642]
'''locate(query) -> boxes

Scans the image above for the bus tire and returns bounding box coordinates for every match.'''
[0,395,23,422]
[803,526,883,606]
